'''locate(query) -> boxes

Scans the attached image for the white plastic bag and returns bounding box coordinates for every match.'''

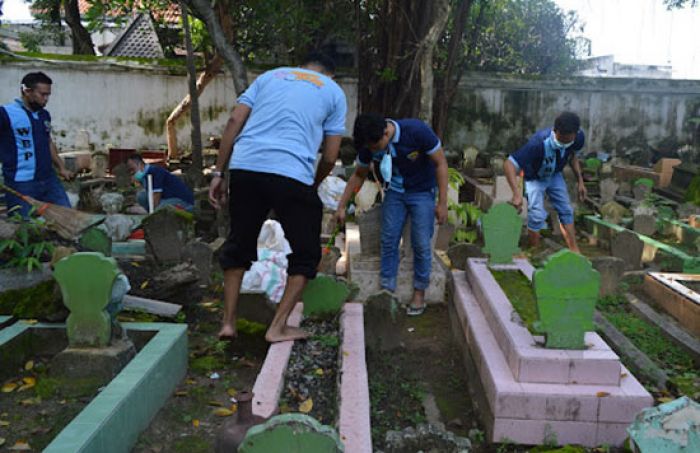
[317,176,347,210]
[241,220,291,303]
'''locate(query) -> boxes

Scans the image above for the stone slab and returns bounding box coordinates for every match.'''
[466,258,621,385]
[643,273,700,338]
[451,271,653,446]
[338,303,372,453]
[252,303,304,419]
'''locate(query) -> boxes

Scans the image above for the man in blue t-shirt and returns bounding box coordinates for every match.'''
[126,154,194,212]
[208,52,347,343]
[335,113,449,316]
[0,72,73,217]
[504,111,587,252]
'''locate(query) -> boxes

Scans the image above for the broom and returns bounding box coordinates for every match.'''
[0,182,104,240]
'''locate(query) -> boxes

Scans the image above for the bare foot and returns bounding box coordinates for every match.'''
[265,326,310,343]
[218,323,238,340]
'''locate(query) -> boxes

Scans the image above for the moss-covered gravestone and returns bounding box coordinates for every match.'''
[53,252,121,347]
[482,202,522,265]
[533,250,600,349]
[79,227,112,257]
[301,275,350,317]
[239,413,344,452]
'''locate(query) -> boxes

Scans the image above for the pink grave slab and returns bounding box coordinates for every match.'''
[452,270,653,447]
[467,258,621,385]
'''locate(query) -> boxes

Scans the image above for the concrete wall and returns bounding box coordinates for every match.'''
[447,72,700,158]
[0,61,358,152]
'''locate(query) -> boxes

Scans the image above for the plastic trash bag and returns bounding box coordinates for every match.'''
[241,220,291,303]
[317,176,347,210]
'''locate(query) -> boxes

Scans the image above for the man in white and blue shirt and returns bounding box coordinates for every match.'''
[0,72,73,217]
[504,111,587,252]
[209,53,347,343]
[335,113,449,316]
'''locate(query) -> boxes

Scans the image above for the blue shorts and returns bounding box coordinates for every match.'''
[524,172,574,232]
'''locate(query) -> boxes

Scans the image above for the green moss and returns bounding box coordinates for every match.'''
[491,270,539,333]
[190,355,225,374]
[137,108,172,136]
[0,280,64,319]
[34,377,60,399]
[173,435,210,453]
[685,175,700,206]
[236,318,266,336]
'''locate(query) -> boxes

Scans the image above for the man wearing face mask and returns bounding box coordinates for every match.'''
[126,154,194,212]
[504,111,586,253]
[335,113,449,316]
[0,72,73,217]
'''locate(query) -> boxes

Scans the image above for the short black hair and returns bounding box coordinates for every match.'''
[353,113,386,149]
[126,154,145,165]
[554,112,581,135]
[21,72,53,89]
[302,51,336,74]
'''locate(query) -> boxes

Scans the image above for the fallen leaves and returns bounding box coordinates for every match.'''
[140,280,150,290]
[0,420,9,427]
[596,391,610,398]
[657,396,674,404]
[314,368,324,376]
[24,361,34,371]
[226,388,237,397]
[174,391,188,397]
[0,438,4,447]
[213,408,235,417]
[192,419,200,428]
[1,383,17,393]
[299,398,313,414]
[8,440,31,451]
[18,377,36,392]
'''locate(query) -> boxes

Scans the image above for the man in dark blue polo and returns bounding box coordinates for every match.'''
[1,72,73,217]
[504,111,586,252]
[126,154,194,212]
[335,113,449,316]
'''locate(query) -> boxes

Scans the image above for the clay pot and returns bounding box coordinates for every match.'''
[215,390,266,452]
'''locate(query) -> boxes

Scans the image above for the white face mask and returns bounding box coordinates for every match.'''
[551,131,574,149]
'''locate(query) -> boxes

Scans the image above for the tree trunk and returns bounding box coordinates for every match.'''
[166,55,223,159]
[181,2,203,188]
[185,0,248,95]
[62,0,95,55]
[417,0,450,124]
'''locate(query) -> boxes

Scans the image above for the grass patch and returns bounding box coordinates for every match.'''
[598,295,700,397]
[190,355,225,374]
[173,435,210,453]
[491,270,539,333]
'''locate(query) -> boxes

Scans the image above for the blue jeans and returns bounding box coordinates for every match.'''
[137,190,194,212]
[525,172,573,232]
[4,175,70,218]
[380,189,435,292]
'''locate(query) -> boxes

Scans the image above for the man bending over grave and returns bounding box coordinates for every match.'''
[209,52,347,342]
[126,154,194,212]
[503,111,586,253]
[335,113,449,316]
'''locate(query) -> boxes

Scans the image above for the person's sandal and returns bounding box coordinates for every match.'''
[406,304,426,316]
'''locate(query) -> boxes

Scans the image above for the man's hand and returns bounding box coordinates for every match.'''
[209,176,227,209]
[510,193,524,213]
[577,180,588,202]
[335,207,346,226]
[435,202,448,225]
[59,168,74,180]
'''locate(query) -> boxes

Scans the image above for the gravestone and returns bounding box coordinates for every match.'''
[481,202,522,265]
[628,396,700,453]
[79,227,112,256]
[364,290,401,351]
[633,214,657,236]
[533,250,599,349]
[356,205,382,256]
[618,181,633,197]
[591,256,626,296]
[601,201,629,225]
[447,242,485,270]
[142,207,194,264]
[301,275,350,317]
[182,240,215,285]
[611,230,644,270]
[633,182,651,201]
[317,245,341,275]
[113,163,131,189]
[599,178,619,204]
[239,413,344,453]
[100,192,124,214]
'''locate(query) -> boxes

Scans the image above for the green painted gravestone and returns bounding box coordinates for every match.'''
[533,250,599,349]
[239,413,344,452]
[302,275,350,317]
[482,202,522,265]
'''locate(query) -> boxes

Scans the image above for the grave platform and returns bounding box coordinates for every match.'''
[451,264,652,447]
[643,272,700,337]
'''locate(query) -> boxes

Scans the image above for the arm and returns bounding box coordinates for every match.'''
[335,166,369,225]
[50,138,73,180]
[504,158,523,212]
[209,104,252,209]
[429,148,449,224]
[313,135,342,189]
[569,155,587,202]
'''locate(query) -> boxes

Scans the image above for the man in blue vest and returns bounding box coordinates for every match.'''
[126,154,194,212]
[335,113,449,316]
[0,72,73,217]
[504,111,587,253]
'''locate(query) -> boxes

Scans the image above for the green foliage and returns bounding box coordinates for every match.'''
[584,158,602,172]
[449,202,482,244]
[0,210,54,272]
[685,175,700,206]
[492,270,539,333]
[312,334,340,348]
[634,178,655,189]
[18,31,43,53]
[448,167,465,192]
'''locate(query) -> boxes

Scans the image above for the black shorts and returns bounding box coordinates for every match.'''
[218,170,323,278]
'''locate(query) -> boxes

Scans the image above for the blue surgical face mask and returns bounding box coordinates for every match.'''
[551,131,574,149]
[134,170,146,182]
[379,149,392,182]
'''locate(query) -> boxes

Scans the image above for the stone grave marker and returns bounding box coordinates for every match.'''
[633,181,652,201]
[601,201,629,225]
[79,227,112,256]
[142,207,194,264]
[53,252,121,347]
[481,202,522,265]
[302,275,350,317]
[628,396,700,453]
[611,230,644,270]
[591,256,625,296]
[239,413,344,453]
[633,213,657,236]
[599,178,619,204]
[364,289,401,351]
[182,240,215,285]
[533,250,599,349]
[113,163,132,189]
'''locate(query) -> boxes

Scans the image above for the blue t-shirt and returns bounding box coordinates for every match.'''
[509,128,585,181]
[229,67,347,186]
[141,164,194,205]
[357,119,441,193]
[0,99,54,183]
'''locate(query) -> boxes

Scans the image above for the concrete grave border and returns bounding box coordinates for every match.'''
[466,258,621,385]
[643,272,700,337]
[251,302,371,452]
[0,320,187,453]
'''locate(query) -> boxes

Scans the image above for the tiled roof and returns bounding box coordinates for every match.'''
[34,1,180,24]
[104,13,164,58]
